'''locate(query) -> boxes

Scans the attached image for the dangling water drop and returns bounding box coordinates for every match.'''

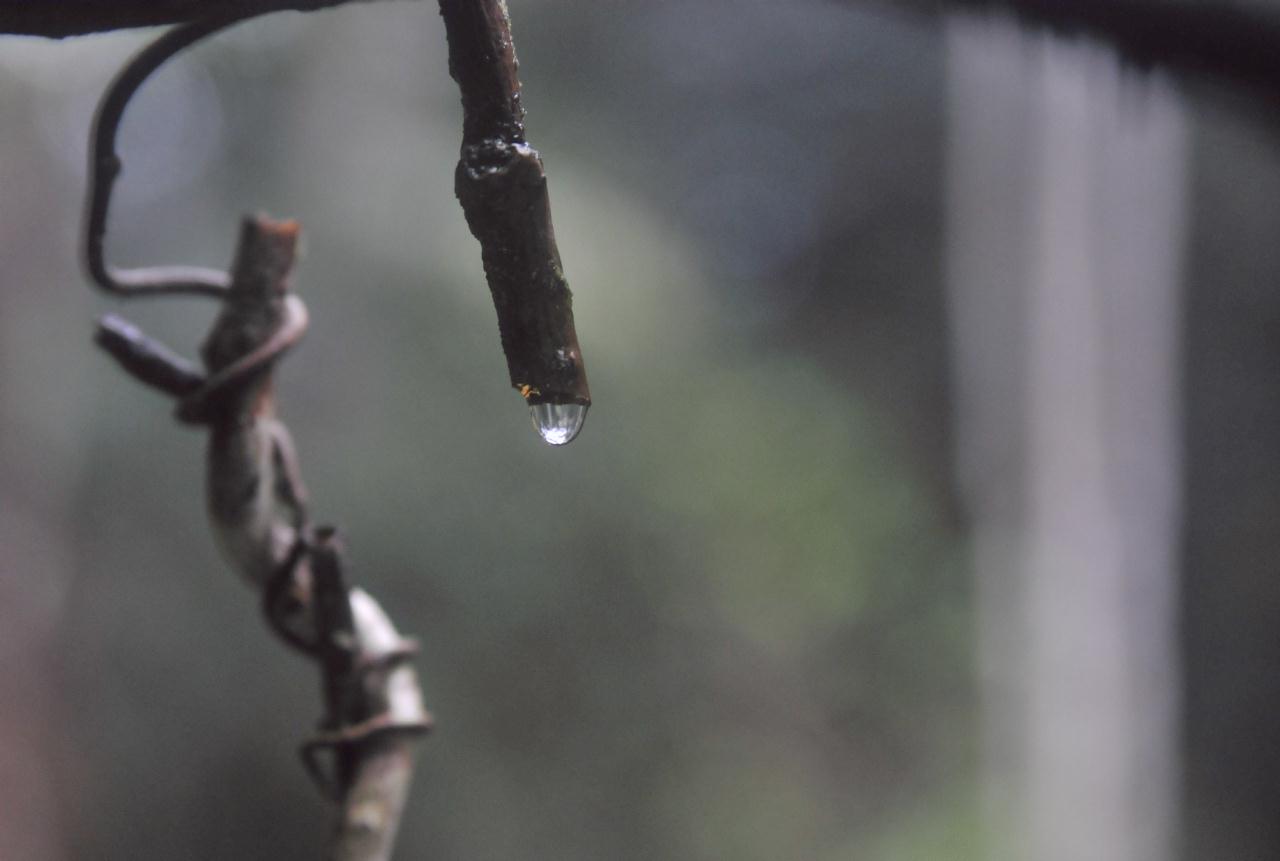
[530,401,587,446]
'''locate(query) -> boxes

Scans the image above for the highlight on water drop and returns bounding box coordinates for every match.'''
[530,401,588,446]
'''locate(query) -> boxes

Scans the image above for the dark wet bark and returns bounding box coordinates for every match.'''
[438,0,590,407]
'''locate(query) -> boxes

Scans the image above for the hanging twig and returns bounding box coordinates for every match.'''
[438,0,591,414]
[95,215,432,861]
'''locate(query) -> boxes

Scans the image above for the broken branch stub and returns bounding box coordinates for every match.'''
[439,0,590,409]
[95,314,206,397]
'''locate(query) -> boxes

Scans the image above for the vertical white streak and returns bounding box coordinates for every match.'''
[946,15,1185,861]
[944,19,1036,856]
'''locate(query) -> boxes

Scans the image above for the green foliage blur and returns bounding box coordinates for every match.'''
[0,4,974,859]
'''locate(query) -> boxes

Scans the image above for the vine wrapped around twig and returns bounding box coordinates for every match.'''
[95,215,432,861]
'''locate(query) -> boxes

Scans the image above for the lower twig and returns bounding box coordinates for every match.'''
[93,216,431,861]
[305,531,431,859]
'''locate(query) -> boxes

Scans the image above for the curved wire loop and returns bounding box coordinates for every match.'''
[84,14,258,298]
[175,293,310,423]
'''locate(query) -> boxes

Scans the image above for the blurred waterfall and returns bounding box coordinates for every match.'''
[946,15,1186,861]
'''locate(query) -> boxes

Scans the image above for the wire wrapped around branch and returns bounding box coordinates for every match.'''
[93,215,432,861]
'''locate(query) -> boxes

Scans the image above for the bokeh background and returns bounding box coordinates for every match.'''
[1,2,1277,859]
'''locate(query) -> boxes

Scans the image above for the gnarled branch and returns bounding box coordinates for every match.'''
[95,216,432,861]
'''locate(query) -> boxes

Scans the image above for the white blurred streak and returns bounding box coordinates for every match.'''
[0,506,73,861]
[0,37,130,861]
[0,31,148,91]
[0,239,85,861]
[947,15,1185,861]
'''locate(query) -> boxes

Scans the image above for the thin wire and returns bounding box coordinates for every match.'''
[84,14,256,298]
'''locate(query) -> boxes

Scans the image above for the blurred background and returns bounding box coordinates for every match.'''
[0,1,1277,858]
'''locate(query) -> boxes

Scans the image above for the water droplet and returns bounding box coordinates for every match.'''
[530,402,587,446]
